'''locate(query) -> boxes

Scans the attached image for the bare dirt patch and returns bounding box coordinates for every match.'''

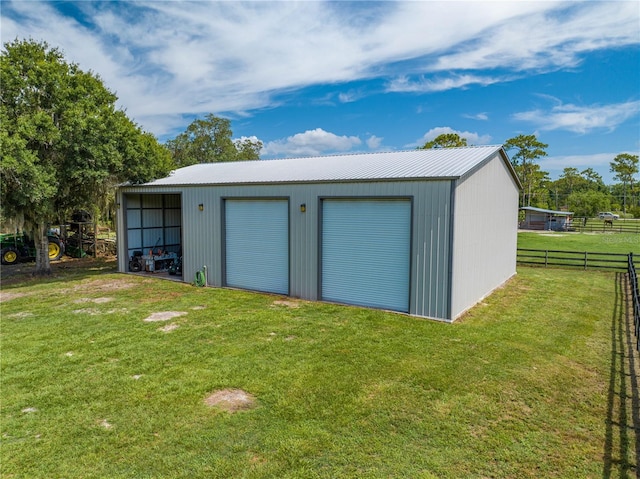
[144,311,187,322]
[99,419,113,429]
[72,308,128,316]
[72,279,136,293]
[6,311,33,319]
[159,323,179,333]
[74,297,114,304]
[204,389,257,412]
[0,257,117,287]
[0,291,30,302]
[272,299,301,308]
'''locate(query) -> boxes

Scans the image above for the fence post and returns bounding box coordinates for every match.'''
[584,251,588,270]
[629,252,640,351]
[544,250,548,267]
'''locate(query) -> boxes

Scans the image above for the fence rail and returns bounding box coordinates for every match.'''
[517,248,640,271]
[570,223,640,234]
[518,249,640,350]
[628,254,640,351]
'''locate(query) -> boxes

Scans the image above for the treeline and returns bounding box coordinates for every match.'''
[0,39,261,273]
[1,39,638,274]
[420,133,639,218]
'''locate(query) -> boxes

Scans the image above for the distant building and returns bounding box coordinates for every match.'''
[519,206,573,231]
[116,146,521,322]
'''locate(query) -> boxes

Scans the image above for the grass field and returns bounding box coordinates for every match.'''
[1,261,637,478]
[518,231,640,255]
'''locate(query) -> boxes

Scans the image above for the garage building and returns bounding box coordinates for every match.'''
[116,145,521,322]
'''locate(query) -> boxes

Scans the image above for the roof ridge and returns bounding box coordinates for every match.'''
[258,144,503,163]
[147,145,511,186]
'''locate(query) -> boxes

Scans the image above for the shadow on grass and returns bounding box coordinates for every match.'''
[603,272,640,479]
[0,256,118,289]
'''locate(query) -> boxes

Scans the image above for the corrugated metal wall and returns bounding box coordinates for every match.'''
[117,180,453,318]
[449,153,519,319]
[410,180,453,320]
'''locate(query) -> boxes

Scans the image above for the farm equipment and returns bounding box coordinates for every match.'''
[64,211,117,258]
[168,256,182,276]
[0,231,65,265]
[129,249,179,273]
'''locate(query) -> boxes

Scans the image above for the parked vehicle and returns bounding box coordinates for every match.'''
[0,231,65,265]
[598,212,619,220]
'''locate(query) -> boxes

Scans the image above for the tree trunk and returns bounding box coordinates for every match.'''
[33,222,52,276]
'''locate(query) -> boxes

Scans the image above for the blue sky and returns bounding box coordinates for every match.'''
[1,1,639,184]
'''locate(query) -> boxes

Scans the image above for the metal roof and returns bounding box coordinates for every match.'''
[520,206,573,216]
[142,145,515,187]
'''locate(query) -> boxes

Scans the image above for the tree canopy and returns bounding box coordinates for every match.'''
[418,133,467,149]
[166,114,262,167]
[610,153,639,214]
[503,134,549,207]
[0,39,173,274]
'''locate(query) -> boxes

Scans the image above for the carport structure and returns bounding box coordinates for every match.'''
[116,146,521,322]
[519,206,573,231]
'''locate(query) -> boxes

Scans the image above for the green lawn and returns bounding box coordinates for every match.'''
[1,264,636,478]
[518,231,640,255]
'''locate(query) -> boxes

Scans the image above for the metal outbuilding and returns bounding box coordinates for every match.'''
[519,206,573,231]
[115,145,521,322]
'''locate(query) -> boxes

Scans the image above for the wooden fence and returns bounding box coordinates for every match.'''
[629,254,640,351]
[517,248,640,271]
[569,218,640,234]
[518,249,640,350]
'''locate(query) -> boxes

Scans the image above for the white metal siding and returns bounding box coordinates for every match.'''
[321,199,411,312]
[224,199,289,295]
[450,153,519,319]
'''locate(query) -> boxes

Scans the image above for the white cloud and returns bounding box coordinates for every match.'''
[462,112,489,121]
[408,127,492,148]
[1,1,638,138]
[387,74,508,93]
[233,135,262,146]
[513,100,640,133]
[366,135,384,149]
[337,89,367,103]
[539,151,640,183]
[431,2,640,73]
[540,152,639,171]
[540,153,616,171]
[261,128,362,157]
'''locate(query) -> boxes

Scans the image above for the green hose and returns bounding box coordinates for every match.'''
[195,269,206,287]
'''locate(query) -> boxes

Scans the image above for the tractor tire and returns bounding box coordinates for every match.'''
[48,237,64,261]
[129,259,142,272]
[1,246,20,265]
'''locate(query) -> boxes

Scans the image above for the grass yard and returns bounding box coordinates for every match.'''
[518,231,640,255]
[1,262,638,478]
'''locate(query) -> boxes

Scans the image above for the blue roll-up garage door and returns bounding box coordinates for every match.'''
[225,199,289,294]
[321,199,411,312]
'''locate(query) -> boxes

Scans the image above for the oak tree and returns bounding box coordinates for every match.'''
[166,114,262,167]
[418,133,468,149]
[0,39,173,275]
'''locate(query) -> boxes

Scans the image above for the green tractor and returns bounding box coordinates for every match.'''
[0,231,65,265]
